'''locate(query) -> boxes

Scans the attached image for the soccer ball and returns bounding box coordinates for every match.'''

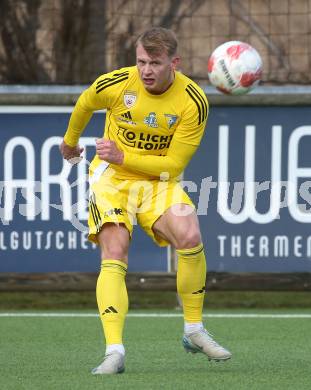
[207,41,263,95]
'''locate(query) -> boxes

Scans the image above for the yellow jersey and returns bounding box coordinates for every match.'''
[64,66,208,179]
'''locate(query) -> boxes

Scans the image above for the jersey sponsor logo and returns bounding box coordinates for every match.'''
[121,111,132,120]
[117,111,136,125]
[164,114,178,129]
[124,90,137,108]
[118,127,173,150]
[118,117,136,125]
[144,112,158,128]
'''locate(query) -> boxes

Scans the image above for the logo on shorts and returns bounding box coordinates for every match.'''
[124,90,137,108]
[103,208,123,218]
[144,112,158,128]
[164,114,178,129]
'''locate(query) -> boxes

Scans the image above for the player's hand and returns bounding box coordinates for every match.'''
[96,138,124,165]
[59,140,84,164]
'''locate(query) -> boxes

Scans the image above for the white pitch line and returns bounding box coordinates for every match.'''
[0,313,311,318]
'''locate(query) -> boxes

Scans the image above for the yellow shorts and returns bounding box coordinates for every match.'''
[88,165,194,246]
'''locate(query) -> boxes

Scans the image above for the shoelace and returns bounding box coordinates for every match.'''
[200,329,221,348]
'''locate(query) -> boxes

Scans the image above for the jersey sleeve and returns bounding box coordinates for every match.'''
[123,84,208,178]
[64,69,130,146]
[174,83,209,146]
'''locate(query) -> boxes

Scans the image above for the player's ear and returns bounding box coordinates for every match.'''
[171,56,180,70]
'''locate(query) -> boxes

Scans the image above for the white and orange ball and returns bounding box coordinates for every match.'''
[207,41,263,95]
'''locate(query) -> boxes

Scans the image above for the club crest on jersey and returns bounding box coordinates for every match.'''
[123,90,137,108]
[144,112,158,128]
[164,114,178,129]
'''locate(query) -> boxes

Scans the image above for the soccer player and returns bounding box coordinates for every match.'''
[60,27,231,374]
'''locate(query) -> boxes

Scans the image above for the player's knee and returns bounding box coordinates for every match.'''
[100,239,129,260]
[98,223,130,261]
[175,228,202,249]
[101,241,128,260]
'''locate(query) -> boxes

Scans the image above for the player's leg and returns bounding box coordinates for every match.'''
[92,223,130,374]
[153,204,232,361]
[138,181,206,327]
[153,204,206,324]
[88,167,135,374]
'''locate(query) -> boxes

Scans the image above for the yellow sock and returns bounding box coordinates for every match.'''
[176,243,206,323]
[96,259,128,346]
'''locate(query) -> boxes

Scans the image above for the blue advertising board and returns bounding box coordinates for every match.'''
[0,108,168,273]
[184,106,311,272]
[1,106,311,273]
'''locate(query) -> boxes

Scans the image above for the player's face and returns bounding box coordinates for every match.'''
[136,44,179,94]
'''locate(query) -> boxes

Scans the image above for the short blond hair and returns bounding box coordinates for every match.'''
[136,27,178,57]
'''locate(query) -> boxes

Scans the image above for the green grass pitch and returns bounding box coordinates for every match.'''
[1,310,311,390]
